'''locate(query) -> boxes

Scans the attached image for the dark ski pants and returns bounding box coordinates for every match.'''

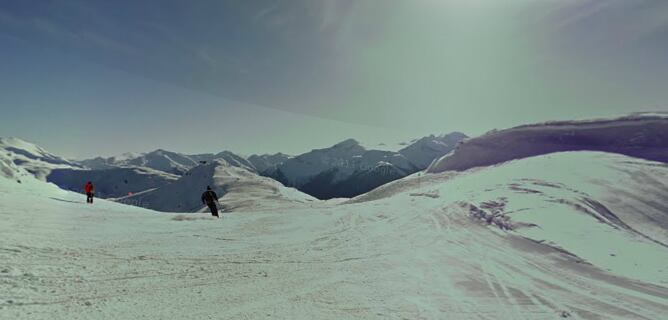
[86,192,94,204]
[207,203,219,217]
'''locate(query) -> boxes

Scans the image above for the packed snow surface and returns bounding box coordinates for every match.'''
[1,152,667,319]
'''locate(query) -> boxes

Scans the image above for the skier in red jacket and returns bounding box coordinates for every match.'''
[85,181,95,204]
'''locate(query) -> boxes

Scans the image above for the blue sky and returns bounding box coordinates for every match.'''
[1,0,667,158]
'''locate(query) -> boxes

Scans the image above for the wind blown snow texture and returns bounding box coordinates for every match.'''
[1,151,666,319]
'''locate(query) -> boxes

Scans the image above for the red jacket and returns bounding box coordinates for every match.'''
[85,183,94,193]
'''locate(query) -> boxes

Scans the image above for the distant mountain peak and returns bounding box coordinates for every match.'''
[332,138,361,149]
[150,148,175,155]
[440,131,468,138]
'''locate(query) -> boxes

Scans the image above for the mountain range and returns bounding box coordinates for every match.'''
[264,133,467,199]
[5,113,667,212]
[0,132,468,208]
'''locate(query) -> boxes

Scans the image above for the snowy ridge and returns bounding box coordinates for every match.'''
[81,149,200,174]
[247,153,291,173]
[0,137,81,180]
[427,114,668,173]
[79,149,256,175]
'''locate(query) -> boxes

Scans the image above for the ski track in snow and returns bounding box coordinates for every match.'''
[1,152,668,319]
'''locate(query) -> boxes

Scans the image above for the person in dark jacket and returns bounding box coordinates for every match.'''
[84,181,95,204]
[201,186,219,218]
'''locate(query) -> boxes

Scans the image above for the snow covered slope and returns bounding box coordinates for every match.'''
[0,137,81,179]
[356,151,668,283]
[1,151,667,319]
[117,160,315,212]
[427,114,668,173]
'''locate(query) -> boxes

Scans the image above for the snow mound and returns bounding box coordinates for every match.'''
[427,114,668,173]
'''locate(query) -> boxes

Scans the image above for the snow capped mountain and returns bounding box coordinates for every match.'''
[117,159,315,212]
[247,153,291,173]
[80,149,258,175]
[70,132,466,202]
[0,137,81,179]
[398,132,467,169]
[211,150,256,172]
[120,149,200,175]
[266,138,419,199]
[80,149,200,175]
[428,114,668,173]
[266,134,467,199]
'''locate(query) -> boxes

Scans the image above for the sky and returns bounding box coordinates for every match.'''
[1,0,667,159]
